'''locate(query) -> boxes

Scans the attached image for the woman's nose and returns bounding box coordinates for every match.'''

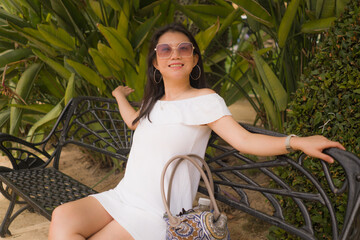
[170,48,181,59]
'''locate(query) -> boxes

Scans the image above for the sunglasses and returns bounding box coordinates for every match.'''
[154,42,195,59]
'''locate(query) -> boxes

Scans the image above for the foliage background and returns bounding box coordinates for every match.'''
[268,1,360,239]
[0,0,351,140]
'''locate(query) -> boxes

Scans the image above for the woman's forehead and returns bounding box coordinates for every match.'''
[157,31,190,45]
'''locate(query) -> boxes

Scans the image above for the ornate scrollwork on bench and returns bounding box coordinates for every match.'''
[201,128,360,240]
[0,96,359,239]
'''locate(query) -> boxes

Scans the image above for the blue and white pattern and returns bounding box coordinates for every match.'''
[164,210,230,240]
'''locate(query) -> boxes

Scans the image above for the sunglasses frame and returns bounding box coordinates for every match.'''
[154,42,195,59]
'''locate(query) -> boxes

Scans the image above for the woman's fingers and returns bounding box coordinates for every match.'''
[313,152,334,164]
[112,86,135,97]
[299,135,345,164]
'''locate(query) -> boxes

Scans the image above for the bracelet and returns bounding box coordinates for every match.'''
[285,134,297,152]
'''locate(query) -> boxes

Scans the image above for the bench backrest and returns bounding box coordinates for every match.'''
[47,96,135,169]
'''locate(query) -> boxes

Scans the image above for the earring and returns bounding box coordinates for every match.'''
[190,65,201,80]
[153,69,162,84]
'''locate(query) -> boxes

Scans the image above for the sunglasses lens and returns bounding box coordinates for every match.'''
[156,44,172,58]
[155,42,194,58]
[178,43,193,57]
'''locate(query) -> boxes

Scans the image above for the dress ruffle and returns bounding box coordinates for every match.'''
[149,93,232,125]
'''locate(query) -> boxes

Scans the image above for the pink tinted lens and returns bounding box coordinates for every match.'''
[178,42,193,57]
[156,44,172,58]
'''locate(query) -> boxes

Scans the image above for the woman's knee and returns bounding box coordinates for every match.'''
[49,203,77,238]
[49,197,113,239]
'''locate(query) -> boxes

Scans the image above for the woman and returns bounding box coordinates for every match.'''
[48,23,345,240]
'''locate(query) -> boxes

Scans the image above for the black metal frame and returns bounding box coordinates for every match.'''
[203,128,360,240]
[0,96,359,239]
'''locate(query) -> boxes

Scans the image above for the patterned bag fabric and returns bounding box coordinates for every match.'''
[161,155,230,240]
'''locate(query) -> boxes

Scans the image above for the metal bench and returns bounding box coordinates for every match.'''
[0,96,359,239]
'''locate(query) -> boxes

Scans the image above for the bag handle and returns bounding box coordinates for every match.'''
[165,154,215,206]
[160,154,221,227]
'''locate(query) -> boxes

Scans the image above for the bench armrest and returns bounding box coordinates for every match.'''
[0,133,52,170]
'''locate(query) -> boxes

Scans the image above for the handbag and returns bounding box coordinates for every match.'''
[160,154,230,240]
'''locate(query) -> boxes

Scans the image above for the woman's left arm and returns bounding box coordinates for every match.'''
[208,116,345,164]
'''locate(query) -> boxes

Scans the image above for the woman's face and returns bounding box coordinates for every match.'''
[153,31,199,82]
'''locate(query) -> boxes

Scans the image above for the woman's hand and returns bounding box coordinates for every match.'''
[112,86,134,99]
[111,86,138,130]
[291,135,346,163]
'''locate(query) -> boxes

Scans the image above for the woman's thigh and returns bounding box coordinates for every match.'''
[89,220,134,240]
[49,196,113,239]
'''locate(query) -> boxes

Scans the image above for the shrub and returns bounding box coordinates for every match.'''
[286,1,360,154]
[269,1,360,239]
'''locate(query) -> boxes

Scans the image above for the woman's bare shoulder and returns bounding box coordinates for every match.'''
[193,88,216,96]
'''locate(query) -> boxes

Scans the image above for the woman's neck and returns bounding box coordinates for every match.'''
[162,81,193,101]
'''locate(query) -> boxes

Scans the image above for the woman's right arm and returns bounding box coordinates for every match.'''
[112,86,139,130]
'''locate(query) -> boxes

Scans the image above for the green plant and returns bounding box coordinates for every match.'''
[228,0,351,131]
[0,0,229,140]
[269,1,360,238]
[0,0,352,139]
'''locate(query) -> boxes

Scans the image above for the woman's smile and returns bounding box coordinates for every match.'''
[168,62,184,69]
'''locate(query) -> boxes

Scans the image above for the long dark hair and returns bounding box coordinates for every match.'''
[132,23,207,125]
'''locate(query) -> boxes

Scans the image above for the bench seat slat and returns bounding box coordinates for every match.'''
[0,168,97,220]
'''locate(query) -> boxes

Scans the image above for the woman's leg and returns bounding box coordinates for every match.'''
[48,196,125,240]
[88,220,134,240]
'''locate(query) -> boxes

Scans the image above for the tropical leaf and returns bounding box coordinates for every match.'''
[47,0,88,42]
[217,7,243,37]
[232,0,273,27]
[66,59,106,93]
[248,74,278,129]
[212,0,234,10]
[336,0,351,16]
[32,48,71,79]
[0,41,15,51]
[38,24,76,51]
[172,2,210,30]
[301,17,336,33]
[64,73,75,105]
[195,20,219,54]
[9,63,42,135]
[9,22,58,56]
[104,0,122,11]
[38,69,65,98]
[0,8,30,27]
[26,100,64,142]
[253,51,287,111]
[97,42,124,72]
[97,24,135,66]
[18,0,41,13]
[89,48,113,77]
[88,0,104,22]
[0,48,32,67]
[8,103,54,114]
[0,109,10,129]
[116,0,129,37]
[318,0,336,18]
[123,69,142,101]
[278,0,301,48]
[183,4,232,22]
[132,14,161,50]
[0,27,28,45]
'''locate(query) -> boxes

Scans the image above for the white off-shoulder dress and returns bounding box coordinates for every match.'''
[91,93,231,239]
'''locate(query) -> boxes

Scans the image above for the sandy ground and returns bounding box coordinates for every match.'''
[0,98,271,240]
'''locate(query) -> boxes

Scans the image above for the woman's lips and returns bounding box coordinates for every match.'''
[168,63,184,68]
